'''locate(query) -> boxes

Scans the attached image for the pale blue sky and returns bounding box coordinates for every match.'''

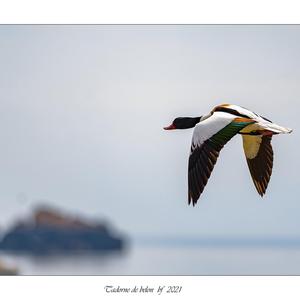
[0,25,299,240]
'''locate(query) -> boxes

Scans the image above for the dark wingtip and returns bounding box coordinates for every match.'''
[188,193,198,206]
[257,188,266,197]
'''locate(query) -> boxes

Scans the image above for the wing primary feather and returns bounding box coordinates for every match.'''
[243,135,274,197]
[188,118,254,205]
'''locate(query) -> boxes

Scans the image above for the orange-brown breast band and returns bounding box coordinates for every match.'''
[233,117,254,123]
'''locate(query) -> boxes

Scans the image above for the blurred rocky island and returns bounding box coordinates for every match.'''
[0,206,126,254]
[0,260,18,275]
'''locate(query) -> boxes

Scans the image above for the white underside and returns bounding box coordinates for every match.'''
[223,104,293,134]
[191,104,292,155]
[239,121,292,134]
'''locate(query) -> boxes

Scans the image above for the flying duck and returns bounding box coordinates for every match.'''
[164,104,292,206]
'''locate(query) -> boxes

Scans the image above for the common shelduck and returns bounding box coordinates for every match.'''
[164,104,292,206]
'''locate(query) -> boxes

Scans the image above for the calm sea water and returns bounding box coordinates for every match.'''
[1,241,300,275]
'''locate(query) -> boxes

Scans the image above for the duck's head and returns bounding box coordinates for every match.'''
[164,117,201,130]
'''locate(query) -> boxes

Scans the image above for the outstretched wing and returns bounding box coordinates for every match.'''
[188,112,255,206]
[242,135,273,196]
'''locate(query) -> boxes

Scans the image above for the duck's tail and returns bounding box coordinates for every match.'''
[262,122,293,134]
